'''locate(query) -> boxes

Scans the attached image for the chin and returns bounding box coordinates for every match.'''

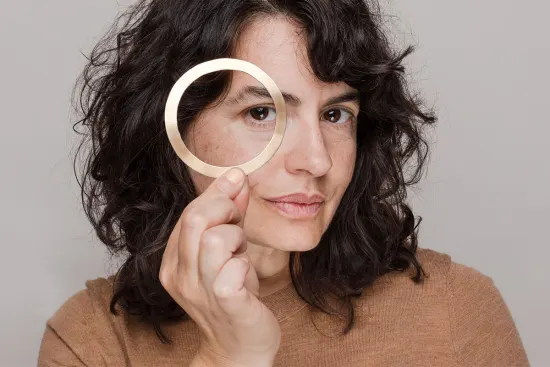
[244,198,328,252]
[249,231,321,252]
[279,236,321,252]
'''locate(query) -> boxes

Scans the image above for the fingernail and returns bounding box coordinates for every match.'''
[226,168,244,184]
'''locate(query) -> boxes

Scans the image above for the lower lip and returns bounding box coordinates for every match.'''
[266,200,323,219]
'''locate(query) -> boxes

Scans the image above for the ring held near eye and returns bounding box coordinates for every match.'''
[164,58,287,178]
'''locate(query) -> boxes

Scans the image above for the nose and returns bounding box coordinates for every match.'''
[283,114,333,177]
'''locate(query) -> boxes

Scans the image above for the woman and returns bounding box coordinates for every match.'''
[38,0,529,366]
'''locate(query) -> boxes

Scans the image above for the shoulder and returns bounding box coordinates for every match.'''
[415,247,453,277]
[48,276,116,331]
[39,276,130,365]
[413,247,503,300]
[408,248,529,365]
[367,247,498,304]
[44,277,124,356]
[402,247,493,287]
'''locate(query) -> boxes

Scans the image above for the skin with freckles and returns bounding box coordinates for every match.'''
[185,16,360,295]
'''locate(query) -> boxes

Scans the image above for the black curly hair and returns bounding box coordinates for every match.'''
[73,0,436,343]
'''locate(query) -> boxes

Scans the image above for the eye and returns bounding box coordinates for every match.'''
[248,107,276,122]
[322,108,353,124]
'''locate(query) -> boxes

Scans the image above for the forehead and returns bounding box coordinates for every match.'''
[232,16,342,95]
[234,16,309,74]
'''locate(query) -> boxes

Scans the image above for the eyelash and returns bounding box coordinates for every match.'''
[243,105,357,128]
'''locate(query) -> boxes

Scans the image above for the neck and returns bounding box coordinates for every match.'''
[246,241,292,298]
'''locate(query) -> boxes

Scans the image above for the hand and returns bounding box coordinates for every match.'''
[160,168,280,367]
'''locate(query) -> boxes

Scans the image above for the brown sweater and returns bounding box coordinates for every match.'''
[38,248,529,366]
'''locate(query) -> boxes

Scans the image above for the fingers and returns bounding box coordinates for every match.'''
[232,174,250,226]
[177,197,239,274]
[211,257,251,315]
[198,224,247,286]
[204,167,246,202]
[160,168,249,304]
[176,168,247,279]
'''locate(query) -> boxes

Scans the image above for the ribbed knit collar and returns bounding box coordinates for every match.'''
[258,280,308,322]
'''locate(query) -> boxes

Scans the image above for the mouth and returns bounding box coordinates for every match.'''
[263,193,325,219]
[265,200,323,219]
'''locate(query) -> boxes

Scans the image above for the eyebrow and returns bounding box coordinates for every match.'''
[224,85,360,108]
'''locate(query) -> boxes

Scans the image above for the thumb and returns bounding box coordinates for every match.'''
[233,173,250,226]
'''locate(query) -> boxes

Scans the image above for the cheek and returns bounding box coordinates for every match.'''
[188,169,213,194]
[328,137,357,184]
[184,120,232,166]
[183,120,265,167]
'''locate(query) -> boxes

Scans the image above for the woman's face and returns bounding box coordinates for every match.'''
[185,16,359,252]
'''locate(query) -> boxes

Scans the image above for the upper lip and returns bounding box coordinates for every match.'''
[265,193,325,204]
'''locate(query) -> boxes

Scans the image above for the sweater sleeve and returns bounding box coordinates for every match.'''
[447,262,530,366]
[38,279,127,366]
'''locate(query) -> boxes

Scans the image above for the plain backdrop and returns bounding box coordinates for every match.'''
[1,0,548,366]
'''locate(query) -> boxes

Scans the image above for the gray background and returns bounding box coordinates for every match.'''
[0,0,548,365]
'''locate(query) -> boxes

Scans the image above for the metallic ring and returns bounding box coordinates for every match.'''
[164,58,287,178]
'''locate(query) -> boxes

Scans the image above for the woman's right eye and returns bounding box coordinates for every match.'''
[243,106,277,131]
[248,107,276,122]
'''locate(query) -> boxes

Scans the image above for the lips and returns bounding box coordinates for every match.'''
[265,193,325,204]
[264,193,324,219]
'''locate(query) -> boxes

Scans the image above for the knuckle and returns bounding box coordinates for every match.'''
[158,268,172,290]
[182,206,205,229]
[227,229,244,252]
[215,196,231,211]
[201,229,224,250]
[212,283,236,300]
[235,226,246,244]
[202,228,223,244]
[222,199,239,222]
[230,226,246,249]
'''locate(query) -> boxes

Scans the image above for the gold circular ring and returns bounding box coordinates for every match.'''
[164,58,287,178]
